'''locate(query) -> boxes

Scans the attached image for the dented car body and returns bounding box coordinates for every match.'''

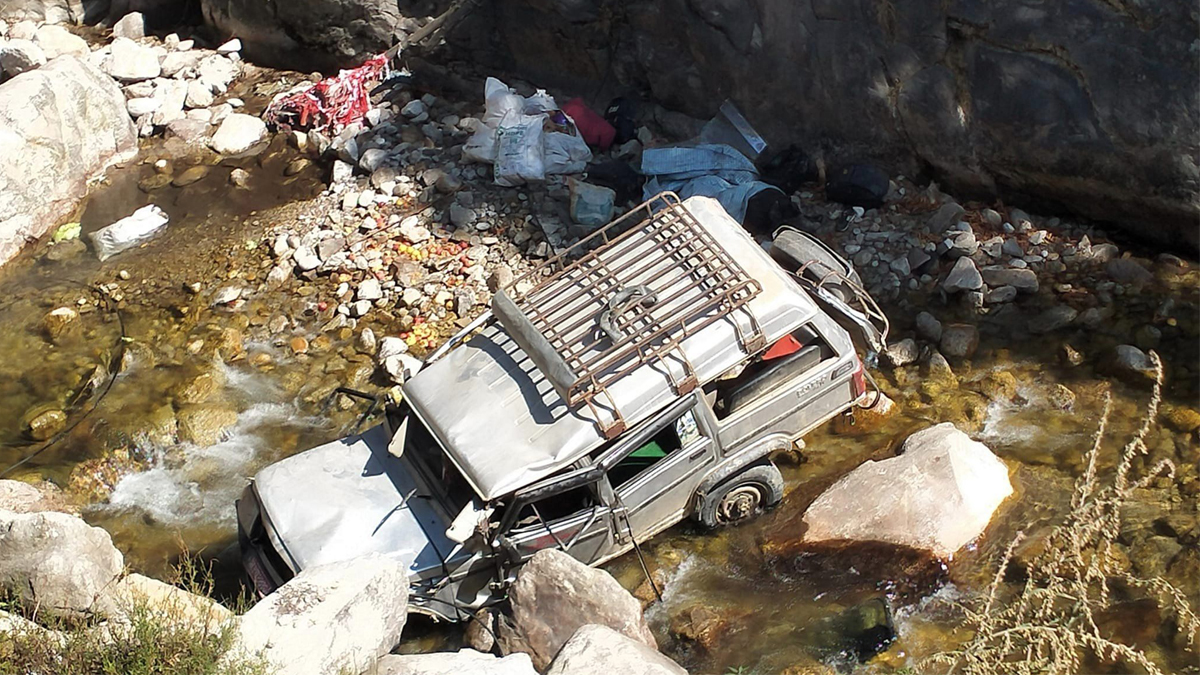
[238,193,886,620]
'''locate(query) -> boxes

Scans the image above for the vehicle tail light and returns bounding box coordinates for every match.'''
[851,359,866,399]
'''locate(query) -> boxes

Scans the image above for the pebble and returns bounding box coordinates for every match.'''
[290,337,309,355]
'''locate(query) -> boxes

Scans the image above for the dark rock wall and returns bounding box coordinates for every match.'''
[450,0,1199,249]
[201,0,401,71]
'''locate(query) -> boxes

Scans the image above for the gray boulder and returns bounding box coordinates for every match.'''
[236,554,409,675]
[801,423,1012,557]
[200,0,401,70]
[0,510,124,616]
[0,55,137,267]
[377,650,537,675]
[547,625,688,675]
[505,549,656,671]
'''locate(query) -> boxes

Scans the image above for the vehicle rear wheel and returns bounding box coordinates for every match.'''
[697,463,785,528]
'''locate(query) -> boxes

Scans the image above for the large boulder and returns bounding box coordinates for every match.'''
[103,573,234,633]
[504,549,656,671]
[235,554,408,675]
[468,0,1199,250]
[800,423,1012,558]
[376,649,538,675]
[0,479,73,514]
[0,55,136,267]
[547,625,688,675]
[0,510,124,616]
[200,0,400,70]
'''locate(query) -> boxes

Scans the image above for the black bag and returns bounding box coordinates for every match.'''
[759,145,819,195]
[825,163,889,209]
[604,97,638,145]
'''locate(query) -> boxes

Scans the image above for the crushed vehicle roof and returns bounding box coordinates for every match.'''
[402,195,819,501]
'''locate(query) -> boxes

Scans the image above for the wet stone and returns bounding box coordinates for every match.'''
[1028,306,1078,334]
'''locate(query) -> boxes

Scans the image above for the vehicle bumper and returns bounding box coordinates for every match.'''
[236,484,293,596]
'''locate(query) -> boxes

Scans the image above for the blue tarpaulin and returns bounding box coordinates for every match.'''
[641,144,780,223]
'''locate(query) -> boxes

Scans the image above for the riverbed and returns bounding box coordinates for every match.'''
[0,99,1196,675]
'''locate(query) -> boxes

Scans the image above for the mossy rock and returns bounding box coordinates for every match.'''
[176,404,239,447]
[976,370,1019,403]
[1163,406,1200,434]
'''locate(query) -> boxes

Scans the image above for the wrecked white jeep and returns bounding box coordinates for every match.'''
[237,193,888,620]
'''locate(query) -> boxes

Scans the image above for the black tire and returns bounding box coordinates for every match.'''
[696,463,785,528]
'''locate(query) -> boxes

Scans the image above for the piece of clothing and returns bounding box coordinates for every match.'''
[641,143,781,223]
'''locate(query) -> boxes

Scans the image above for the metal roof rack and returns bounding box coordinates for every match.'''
[493,192,765,437]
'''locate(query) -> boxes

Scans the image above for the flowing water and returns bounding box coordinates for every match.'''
[0,129,1196,673]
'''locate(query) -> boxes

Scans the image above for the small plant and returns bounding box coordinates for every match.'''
[725,666,750,675]
[0,554,266,675]
[924,352,1199,675]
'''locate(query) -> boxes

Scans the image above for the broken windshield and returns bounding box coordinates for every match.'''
[401,408,476,515]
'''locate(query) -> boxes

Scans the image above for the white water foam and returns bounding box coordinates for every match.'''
[106,398,325,530]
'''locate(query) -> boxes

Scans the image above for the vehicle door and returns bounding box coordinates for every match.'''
[598,395,716,544]
[497,468,612,568]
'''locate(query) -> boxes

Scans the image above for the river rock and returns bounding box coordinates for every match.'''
[1113,344,1156,380]
[33,25,87,59]
[980,266,1039,292]
[547,624,687,675]
[176,404,238,446]
[504,548,656,670]
[0,510,124,616]
[800,423,1012,558]
[105,37,161,82]
[210,113,267,154]
[927,202,964,235]
[196,53,237,93]
[185,79,215,108]
[235,554,408,675]
[39,305,79,342]
[915,311,942,342]
[1106,257,1153,286]
[942,257,982,293]
[358,277,382,301]
[883,338,918,367]
[939,324,979,359]
[0,56,136,266]
[112,12,146,39]
[22,405,66,441]
[376,650,538,675]
[0,38,45,76]
[1028,305,1078,334]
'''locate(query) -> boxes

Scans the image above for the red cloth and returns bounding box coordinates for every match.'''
[762,334,802,360]
[562,98,616,151]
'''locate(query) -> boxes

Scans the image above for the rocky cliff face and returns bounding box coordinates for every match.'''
[201,0,401,70]
[449,0,1198,249]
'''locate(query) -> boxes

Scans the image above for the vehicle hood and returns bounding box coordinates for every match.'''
[253,424,464,576]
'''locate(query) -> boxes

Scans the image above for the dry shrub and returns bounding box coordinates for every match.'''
[925,352,1199,675]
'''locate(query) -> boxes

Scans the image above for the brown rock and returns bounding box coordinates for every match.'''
[289,336,309,355]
